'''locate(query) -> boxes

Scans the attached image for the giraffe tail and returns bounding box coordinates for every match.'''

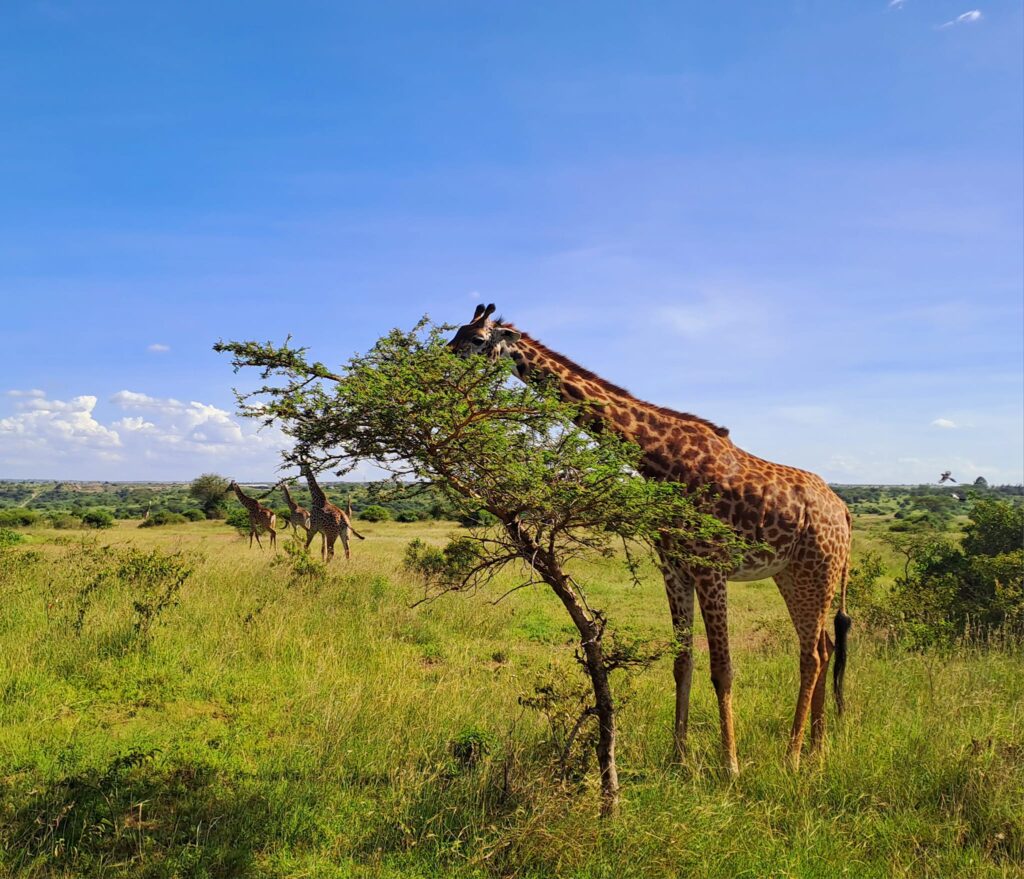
[833,547,853,716]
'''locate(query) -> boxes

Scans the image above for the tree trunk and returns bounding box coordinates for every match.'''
[582,635,620,817]
[516,528,620,816]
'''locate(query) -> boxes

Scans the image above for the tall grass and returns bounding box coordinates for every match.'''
[0,520,1020,877]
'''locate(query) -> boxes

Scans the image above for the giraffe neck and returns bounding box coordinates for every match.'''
[303,468,327,506]
[281,483,299,511]
[509,333,731,482]
[232,484,260,511]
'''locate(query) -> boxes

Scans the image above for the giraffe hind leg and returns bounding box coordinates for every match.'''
[775,566,834,769]
[810,629,834,751]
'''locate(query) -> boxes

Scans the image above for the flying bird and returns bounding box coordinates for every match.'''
[938,471,956,484]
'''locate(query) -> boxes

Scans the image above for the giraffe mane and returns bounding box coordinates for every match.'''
[506,326,730,438]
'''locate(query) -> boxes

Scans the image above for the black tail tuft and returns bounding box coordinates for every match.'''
[833,610,853,715]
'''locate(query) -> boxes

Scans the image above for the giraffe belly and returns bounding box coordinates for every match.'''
[728,557,789,582]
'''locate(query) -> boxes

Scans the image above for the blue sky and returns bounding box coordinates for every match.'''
[1,1,1021,483]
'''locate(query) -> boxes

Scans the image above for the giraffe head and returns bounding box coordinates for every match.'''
[448,303,522,360]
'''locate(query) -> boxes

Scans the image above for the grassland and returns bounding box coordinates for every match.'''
[1,517,1021,878]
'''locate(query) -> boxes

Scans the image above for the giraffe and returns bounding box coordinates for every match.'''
[279,481,313,538]
[229,481,278,550]
[449,303,853,773]
[300,464,366,561]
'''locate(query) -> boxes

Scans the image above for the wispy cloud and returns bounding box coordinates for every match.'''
[888,0,905,9]
[931,417,958,429]
[939,9,983,28]
[147,343,171,353]
[6,389,45,398]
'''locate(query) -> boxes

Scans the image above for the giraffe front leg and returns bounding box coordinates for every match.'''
[252,528,264,549]
[662,563,695,762]
[696,572,739,776]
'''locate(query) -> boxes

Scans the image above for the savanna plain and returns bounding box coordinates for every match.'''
[0,504,1021,878]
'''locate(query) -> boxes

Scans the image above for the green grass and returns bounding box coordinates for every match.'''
[1,519,1021,878]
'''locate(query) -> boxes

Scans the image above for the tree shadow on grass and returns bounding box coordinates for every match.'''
[3,748,326,878]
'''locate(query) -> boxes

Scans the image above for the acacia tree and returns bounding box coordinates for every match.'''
[188,473,230,519]
[215,321,746,815]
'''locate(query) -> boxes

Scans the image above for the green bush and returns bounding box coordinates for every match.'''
[48,513,83,530]
[395,510,420,523]
[0,508,38,528]
[182,509,206,522]
[360,505,391,522]
[0,528,25,547]
[82,510,114,529]
[138,511,188,528]
[858,500,1024,648]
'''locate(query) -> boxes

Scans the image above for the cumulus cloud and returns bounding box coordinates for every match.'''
[0,388,290,479]
[931,417,958,429]
[147,343,171,353]
[0,394,122,455]
[939,9,982,27]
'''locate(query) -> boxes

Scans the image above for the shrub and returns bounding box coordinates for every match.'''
[48,513,83,530]
[360,505,391,522]
[82,510,114,529]
[0,508,38,528]
[138,511,188,528]
[395,510,420,523]
[857,501,1024,648]
[182,508,206,522]
[0,528,25,547]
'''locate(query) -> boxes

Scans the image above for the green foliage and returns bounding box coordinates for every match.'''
[447,726,496,773]
[81,509,114,529]
[0,528,25,547]
[271,538,328,588]
[182,508,207,522]
[395,510,421,522]
[188,473,231,518]
[360,504,392,522]
[138,510,188,528]
[48,512,83,529]
[0,507,39,527]
[856,500,1024,648]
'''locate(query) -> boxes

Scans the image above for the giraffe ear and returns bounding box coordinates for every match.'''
[471,304,486,322]
[494,327,521,345]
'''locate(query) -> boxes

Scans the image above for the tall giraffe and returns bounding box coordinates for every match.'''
[300,464,366,561]
[229,481,278,550]
[279,481,312,537]
[449,303,852,772]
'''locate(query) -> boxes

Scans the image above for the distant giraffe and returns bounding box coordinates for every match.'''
[279,481,312,538]
[300,464,366,561]
[229,481,277,550]
[450,303,852,773]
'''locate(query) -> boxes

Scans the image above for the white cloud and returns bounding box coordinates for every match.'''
[940,9,982,27]
[147,343,171,353]
[931,417,958,429]
[888,0,905,8]
[6,389,45,398]
[0,394,122,456]
[0,388,292,479]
